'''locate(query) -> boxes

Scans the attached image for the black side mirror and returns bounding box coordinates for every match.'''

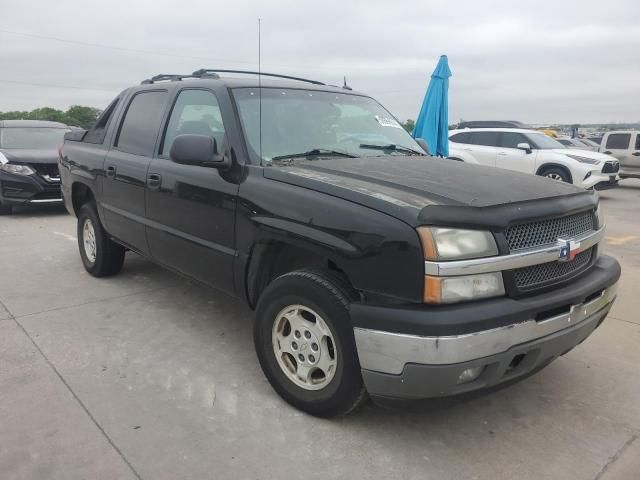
[415,138,430,155]
[169,134,230,169]
[64,129,87,142]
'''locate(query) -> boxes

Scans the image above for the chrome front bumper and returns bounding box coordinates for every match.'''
[355,283,617,376]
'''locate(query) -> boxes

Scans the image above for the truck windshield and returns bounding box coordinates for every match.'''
[0,127,68,150]
[233,88,423,164]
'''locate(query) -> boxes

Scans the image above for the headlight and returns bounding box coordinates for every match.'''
[595,203,605,229]
[566,154,600,165]
[424,273,505,304]
[417,227,498,260]
[0,163,36,176]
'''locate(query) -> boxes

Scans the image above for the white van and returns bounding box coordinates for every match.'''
[599,131,640,179]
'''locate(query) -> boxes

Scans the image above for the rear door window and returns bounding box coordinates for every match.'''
[468,131,500,147]
[605,133,631,150]
[115,90,168,156]
[449,132,471,144]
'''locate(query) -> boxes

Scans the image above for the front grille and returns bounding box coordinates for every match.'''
[34,183,62,200]
[513,248,594,290]
[31,163,60,181]
[505,210,595,251]
[31,163,59,176]
[602,161,620,174]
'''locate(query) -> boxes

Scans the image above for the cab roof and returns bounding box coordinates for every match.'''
[135,69,364,95]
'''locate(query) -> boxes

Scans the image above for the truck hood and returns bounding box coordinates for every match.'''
[264,155,597,228]
[0,148,59,164]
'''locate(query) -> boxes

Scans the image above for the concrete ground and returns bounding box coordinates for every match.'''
[1,181,639,480]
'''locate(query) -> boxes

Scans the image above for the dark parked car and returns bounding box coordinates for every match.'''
[59,70,620,417]
[0,120,69,214]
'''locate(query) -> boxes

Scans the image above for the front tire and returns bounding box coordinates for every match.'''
[540,167,571,183]
[254,270,366,417]
[77,203,125,277]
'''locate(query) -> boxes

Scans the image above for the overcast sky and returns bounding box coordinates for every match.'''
[1,0,639,124]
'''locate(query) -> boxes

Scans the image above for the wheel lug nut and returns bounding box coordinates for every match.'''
[309,355,315,363]
[294,330,301,338]
[311,343,318,351]
[304,331,311,339]
[298,354,305,362]
[292,342,298,350]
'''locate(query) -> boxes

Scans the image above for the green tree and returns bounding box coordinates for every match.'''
[402,119,415,133]
[28,107,65,123]
[0,105,101,129]
[64,105,101,129]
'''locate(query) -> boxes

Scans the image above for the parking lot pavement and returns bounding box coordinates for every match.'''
[1,181,639,480]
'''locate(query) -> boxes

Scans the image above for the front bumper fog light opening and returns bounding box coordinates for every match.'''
[456,366,485,385]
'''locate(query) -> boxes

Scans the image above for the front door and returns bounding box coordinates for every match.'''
[495,131,537,174]
[101,89,169,253]
[145,88,238,293]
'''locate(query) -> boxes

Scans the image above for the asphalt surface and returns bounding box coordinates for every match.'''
[1,180,639,480]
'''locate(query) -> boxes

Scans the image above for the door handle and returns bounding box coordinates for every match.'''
[497,152,508,156]
[463,148,472,151]
[106,165,116,178]
[604,151,612,155]
[633,152,640,156]
[147,173,162,190]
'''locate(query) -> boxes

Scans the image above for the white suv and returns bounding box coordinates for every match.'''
[448,128,619,190]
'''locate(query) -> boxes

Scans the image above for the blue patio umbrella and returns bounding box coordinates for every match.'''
[412,55,452,157]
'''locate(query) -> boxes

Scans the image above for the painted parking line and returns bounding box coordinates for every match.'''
[53,231,76,242]
[606,235,640,246]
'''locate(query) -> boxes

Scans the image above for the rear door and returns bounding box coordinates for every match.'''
[145,87,238,293]
[495,131,537,174]
[465,131,500,166]
[101,89,169,253]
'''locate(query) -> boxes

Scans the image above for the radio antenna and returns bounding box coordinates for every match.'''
[258,18,263,163]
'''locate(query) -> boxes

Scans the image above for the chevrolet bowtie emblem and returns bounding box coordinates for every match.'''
[558,238,581,262]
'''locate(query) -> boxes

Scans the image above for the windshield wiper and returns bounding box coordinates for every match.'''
[271,148,357,162]
[359,143,423,155]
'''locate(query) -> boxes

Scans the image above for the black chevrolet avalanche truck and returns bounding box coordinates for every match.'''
[59,70,620,417]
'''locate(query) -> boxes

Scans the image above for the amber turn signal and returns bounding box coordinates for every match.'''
[417,227,438,260]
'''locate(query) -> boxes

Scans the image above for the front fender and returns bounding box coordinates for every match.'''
[234,169,425,303]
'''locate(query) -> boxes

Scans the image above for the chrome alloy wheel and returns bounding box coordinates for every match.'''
[545,172,564,181]
[271,304,338,391]
[82,218,97,263]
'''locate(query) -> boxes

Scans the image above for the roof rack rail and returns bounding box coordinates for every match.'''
[140,72,220,85]
[191,69,326,86]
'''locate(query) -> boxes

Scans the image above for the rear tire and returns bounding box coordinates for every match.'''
[0,203,12,215]
[254,269,367,417]
[77,203,125,277]
[540,167,571,183]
